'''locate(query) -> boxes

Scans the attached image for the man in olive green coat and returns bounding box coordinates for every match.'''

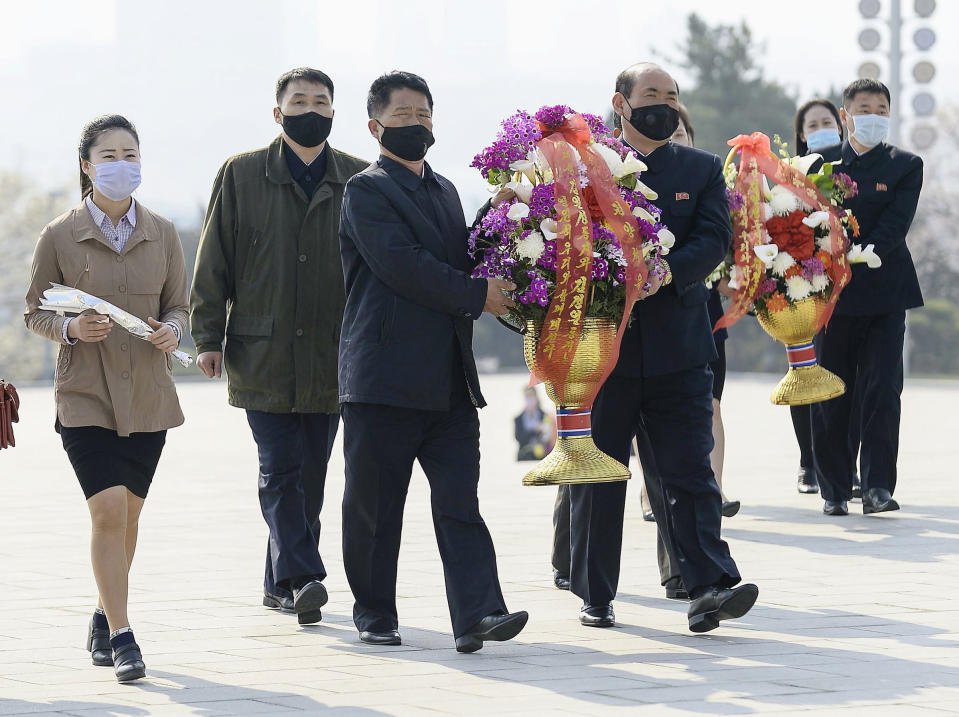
[191,68,368,626]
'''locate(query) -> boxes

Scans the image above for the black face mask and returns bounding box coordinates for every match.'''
[376,120,435,161]
[623,100,680,142]
[281,111,333,148]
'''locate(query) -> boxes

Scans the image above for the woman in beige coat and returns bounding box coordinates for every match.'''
[24,115,188,683]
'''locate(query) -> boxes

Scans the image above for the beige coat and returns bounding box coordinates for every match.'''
[24,202,189,437]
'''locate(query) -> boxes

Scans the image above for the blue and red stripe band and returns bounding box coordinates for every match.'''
[787,341,818,368]
[557,408,592,438]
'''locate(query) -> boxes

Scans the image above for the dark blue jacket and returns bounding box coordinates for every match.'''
[613,142,731,378]
[832,140,923,316]
[338,157,488,411]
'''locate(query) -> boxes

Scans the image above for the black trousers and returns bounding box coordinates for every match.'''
[570,367,740,606]
[341,395,508,638]
[552,429,679,585]
[246,411,338,596]
[791,393,861,471]
[812,312,905,501]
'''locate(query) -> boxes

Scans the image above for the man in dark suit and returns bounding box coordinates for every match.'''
[569,63,758,633]
[812,79,924,517]
[338,71,528,652]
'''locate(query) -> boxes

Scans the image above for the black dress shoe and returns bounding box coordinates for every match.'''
[851,471,863,500]
[113,642,146,682]
[359,630,402,646]
[263,590,295,613]
[642,510,655,522]
[687,583,759,633]
[664,577,689,600]
[292,579,328,625]
[552,570,571,591]
[721,500,741,518]
[797,467,819,494]
[579,603,615,628]
[823,500,848,516]
[863,488,899,515]
[86,616,113,667]
[455,611,529,653]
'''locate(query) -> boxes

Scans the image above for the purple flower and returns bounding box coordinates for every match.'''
[759,278,778,294]
[529,182,555,218]
[800,257,825,280]
[533,104,572,127]
[726,188,746,210]
[470,110,543,180]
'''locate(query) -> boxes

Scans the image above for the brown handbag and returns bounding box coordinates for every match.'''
[0,379,20,450]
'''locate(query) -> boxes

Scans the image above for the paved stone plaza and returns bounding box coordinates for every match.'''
[1,373,957,716]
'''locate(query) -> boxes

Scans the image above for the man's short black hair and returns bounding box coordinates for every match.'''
[366,71,433,118]
[276,67,334,104]
[842,78,891,108]
[615,62,679,101]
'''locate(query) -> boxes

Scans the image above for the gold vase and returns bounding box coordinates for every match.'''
[521,318,631,486]
[755,296,846,406]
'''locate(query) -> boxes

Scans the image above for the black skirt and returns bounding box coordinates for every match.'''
[60,425,166,500]
[708,340,727,402]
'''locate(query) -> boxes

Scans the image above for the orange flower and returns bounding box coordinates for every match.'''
[766,292,788,312]
[785,265,802,279]
[847,214,861,238]
[815,249,832,269]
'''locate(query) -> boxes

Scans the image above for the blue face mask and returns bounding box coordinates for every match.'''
[805,127,841,153]
[91,160,141,201]
[851,114,889,148]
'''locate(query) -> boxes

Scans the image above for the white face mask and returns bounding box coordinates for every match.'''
[805,128,841,153]
[850,114,889,148]
[89,160,141,201]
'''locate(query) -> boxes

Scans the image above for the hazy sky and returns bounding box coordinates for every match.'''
[1,0,955,225]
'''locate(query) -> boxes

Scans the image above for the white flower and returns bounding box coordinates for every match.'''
[816,235,832,251]
[803,211,830,229]
[509,155,537,183]
[516,231,546,262]
[848,243,882,269]
[540,218,558,241]
[532,148,553,182]
[620,153,647,176]
[657,227,676,250]
[810,273,829,293]
[771,251,796,277]
[505,180,533,203]
[762,202,774,220]
[728,264,742,290]
[785,276,813,301]
[633,206,656,224]
[754,244,779,266]
[635,180,658,200]
[768,185,800,216]
[506,203,530,221]
[788,153,821,175]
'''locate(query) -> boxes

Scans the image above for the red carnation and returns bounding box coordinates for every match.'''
[767,210,816,261]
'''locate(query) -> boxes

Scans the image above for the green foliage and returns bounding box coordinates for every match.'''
[679,13,798,159]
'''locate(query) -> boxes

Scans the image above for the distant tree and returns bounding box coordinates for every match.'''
[678,13,798,158]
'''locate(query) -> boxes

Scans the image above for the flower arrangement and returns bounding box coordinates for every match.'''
[712,133,878,329]
[469,105,672,326]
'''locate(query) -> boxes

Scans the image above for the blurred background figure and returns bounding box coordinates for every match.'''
[515,387,556,461]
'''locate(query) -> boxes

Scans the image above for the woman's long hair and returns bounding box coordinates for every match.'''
[78,115,139,199]
[794,99,842,156]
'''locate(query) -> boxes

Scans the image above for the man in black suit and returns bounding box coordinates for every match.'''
[812,79,924,517]
[569,63,758,633]
[338,71,528,652]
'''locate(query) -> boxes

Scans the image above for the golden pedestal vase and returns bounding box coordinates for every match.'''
[755,296,846,406]
[521,318,630,486]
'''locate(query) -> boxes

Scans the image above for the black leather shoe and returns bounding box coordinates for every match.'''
[664,577,689,600]
[797,467,819,494]
[455,611,529,653]
[359,630,402,646]
[642,510,655,522]
[86,616,113,667]
[721,500,741,518]
[113,642,146,682]
[823,500,848,516]
[292,579,328,625]
[579,603,615,627]
[863,488,899,515]
[552,570,571,591]
[687,584,759,633]
[263,590,295,613]
[851,471,863,500]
